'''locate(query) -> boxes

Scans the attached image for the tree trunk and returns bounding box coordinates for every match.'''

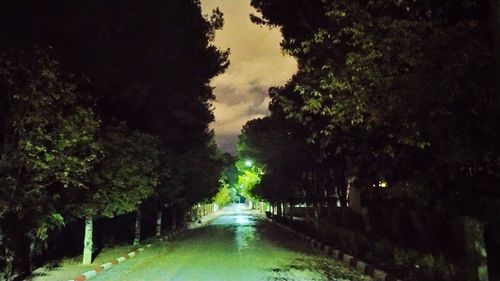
[133,209,142,246]
[189,207,194,222]
[82,217,93,265]
[314,203,320,221]
[28,240,34,273]
[347,177,362,214]
[171,207,177,230]
[361,207,373,234]
[485,215,500,281]
[314,202,321,230]
[409,210,429,247]
[326,200,332,220]
[1,223,14,281]
[339,206,349,226]
[390,209,401,241]
[488,0,500,85]
[459,216,484,281]
[339,167,350,226]
[156,210,162,237]
[4,246,14,281]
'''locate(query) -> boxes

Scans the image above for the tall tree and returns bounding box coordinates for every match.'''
[64,125,161,265]
[0,50,101,279]
[251,0,499,279]
[0,0,230,253]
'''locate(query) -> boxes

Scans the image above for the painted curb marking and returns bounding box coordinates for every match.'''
[270,219,402,281]
[67,226,191,281]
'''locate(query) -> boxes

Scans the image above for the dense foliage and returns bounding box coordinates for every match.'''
[238,0,500,280]
[0,1,228,279]
[0,51,101,277]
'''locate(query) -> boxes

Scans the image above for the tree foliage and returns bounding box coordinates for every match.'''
[244,1,500,279]
[0,0,230,278]
[66,125,161,219]
[0,50,101,278]
[250,0,500,208]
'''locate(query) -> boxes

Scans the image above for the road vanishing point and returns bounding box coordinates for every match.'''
[91,204,370,281]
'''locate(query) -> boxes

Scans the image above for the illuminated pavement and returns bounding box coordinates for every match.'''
[91,204,371,281]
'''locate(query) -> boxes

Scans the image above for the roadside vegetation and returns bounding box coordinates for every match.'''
[0,1,229,280]
[234,1,500,281]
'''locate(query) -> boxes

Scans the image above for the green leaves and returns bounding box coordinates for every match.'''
[69,124,161,218]
[0,50,103,271]
[249,0,499,210]
[0,50,101,212]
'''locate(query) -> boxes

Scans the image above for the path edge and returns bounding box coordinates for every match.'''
[267,217,403,281]
[66,227,188,281]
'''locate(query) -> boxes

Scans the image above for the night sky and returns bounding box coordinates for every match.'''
[200,0,297,153]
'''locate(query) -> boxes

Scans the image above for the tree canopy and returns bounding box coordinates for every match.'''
[0,1,230,278]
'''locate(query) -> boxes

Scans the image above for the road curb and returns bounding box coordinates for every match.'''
[67,227,188,281]
[269,218,402,281]
[158,226,188,242]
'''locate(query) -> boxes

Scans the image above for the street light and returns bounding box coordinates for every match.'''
[245,160,253,167]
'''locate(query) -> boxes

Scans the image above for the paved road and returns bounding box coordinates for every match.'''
[91,204,371,281]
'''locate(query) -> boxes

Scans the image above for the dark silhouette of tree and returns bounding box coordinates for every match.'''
[247,0,499,280]
[0,50,101,279]
[0,0,229,278]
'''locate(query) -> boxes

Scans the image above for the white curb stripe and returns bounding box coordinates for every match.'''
[343,254,353,264]
[267,218,403,281]
[102,262,113,270]
[356,261,367,272]
[374,269,388,281]
[323,245,330,254]
[83,270,97,279]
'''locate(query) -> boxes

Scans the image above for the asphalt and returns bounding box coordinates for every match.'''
[90,204,371,281]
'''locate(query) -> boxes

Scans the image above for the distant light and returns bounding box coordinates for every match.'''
[245,160,253,167]
[378,180,388,188]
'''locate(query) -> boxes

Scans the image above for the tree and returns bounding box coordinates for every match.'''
[0,0,229,150]
[251,0,500,279]
[0,0,231,262]
[0,0,231,273]
[213,180,232,208]
[0,50,101,279]
[65,125,161,265]
[237,113,316,209]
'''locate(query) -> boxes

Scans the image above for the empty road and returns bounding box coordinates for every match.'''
[91,204,371,281]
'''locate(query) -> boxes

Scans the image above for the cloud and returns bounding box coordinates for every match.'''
[201,0,297,153]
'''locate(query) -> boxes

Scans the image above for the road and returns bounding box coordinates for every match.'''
[91,204,371,281]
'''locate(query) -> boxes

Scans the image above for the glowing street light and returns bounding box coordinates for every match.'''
[245,160,253,167]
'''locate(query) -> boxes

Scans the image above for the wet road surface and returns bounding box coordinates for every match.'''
[91,204,371,281]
